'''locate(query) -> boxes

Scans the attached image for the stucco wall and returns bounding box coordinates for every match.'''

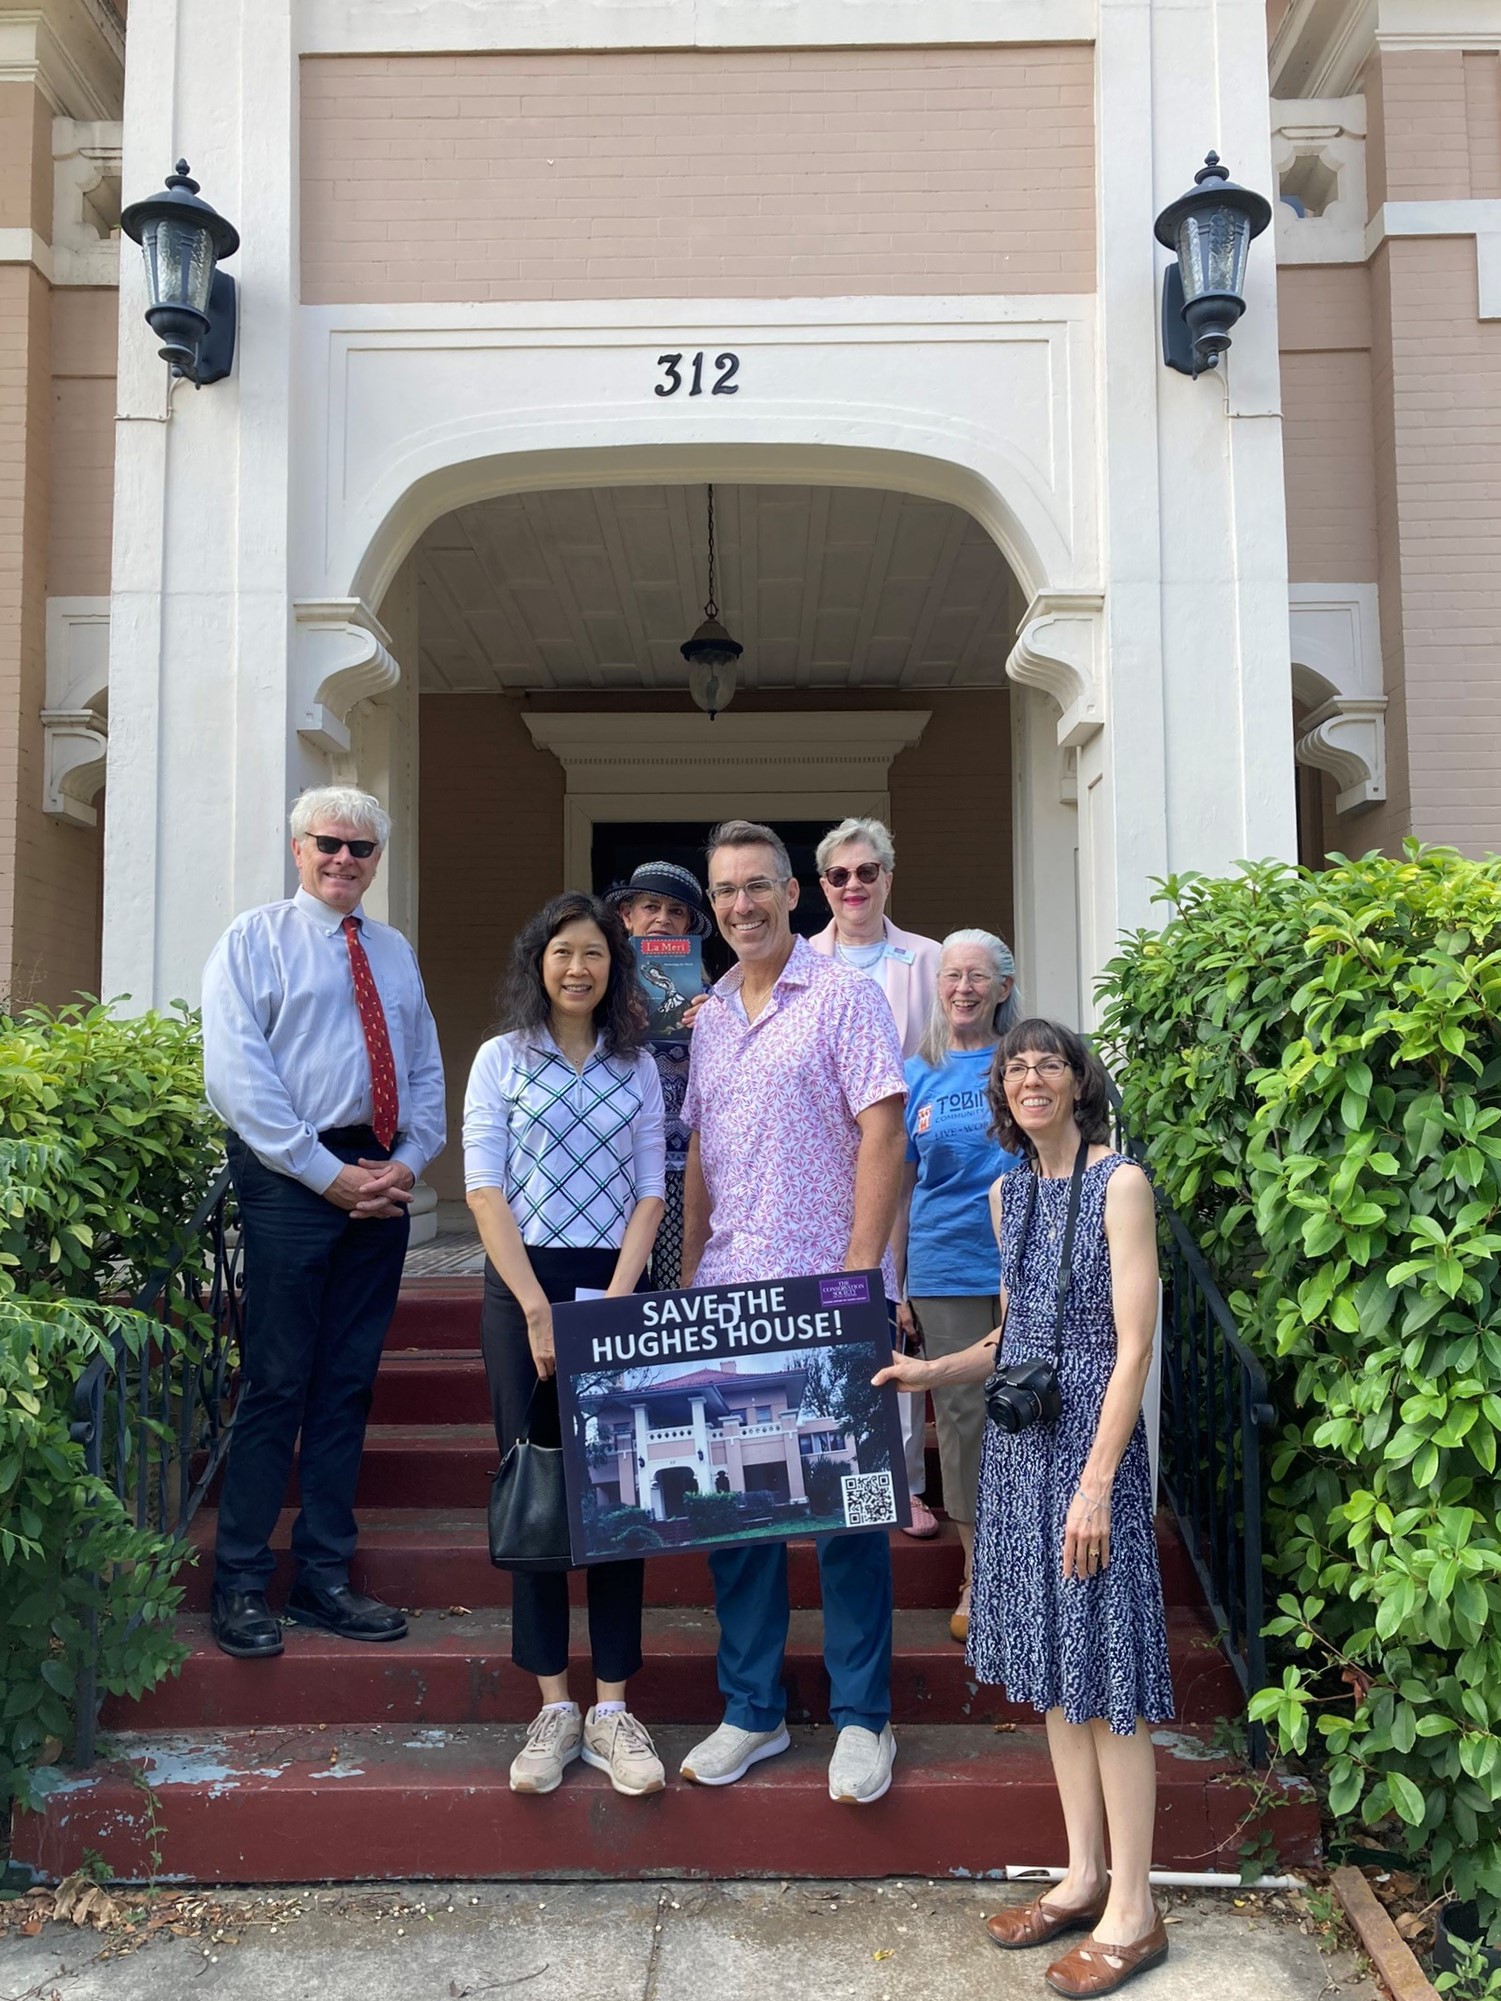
[417,686,1014,1197]
[299,45,1095,304]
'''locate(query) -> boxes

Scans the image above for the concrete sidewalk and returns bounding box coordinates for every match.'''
[0,1879,1378,2001]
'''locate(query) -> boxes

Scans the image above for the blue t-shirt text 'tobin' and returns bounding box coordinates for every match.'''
[903,1046,1021,1297]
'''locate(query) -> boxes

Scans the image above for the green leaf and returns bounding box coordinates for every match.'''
[1387,1771,1426,1826]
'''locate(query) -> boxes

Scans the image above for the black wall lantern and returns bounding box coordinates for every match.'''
[120,160,240,387]
[1153,152,1271,377]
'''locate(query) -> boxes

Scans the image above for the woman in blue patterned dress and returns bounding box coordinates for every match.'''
[876,1018,1172,1998]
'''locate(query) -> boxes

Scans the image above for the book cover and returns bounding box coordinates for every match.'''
[631,935,701,1042]
[553,1270,911,1564]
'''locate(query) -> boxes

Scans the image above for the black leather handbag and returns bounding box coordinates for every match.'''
[488,1389,572,1572]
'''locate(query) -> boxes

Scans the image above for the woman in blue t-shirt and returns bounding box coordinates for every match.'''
[892,929,1023,1643]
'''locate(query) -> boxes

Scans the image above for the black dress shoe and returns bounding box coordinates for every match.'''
[210,1588,284,1659]
[284,1582,408,1642]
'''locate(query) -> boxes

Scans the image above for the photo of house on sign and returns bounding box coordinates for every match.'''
[553,1273,911,1562]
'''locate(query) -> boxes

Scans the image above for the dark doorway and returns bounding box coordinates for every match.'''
[592,819,833,979]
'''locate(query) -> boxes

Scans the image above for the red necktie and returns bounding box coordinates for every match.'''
[341,916,400,1150]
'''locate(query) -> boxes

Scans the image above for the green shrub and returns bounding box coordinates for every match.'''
[803,1454,847,1518]
[1098,846,1501,1930]
[682,1489,741,1536]
[0,1000,218,1295]
[1,1004,218,1810]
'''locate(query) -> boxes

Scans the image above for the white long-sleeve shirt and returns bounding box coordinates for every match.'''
[463,1030,665,1250]
[202,888,447,1194]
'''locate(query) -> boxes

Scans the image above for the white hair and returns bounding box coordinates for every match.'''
[917,927,1022,1066]
[816,815,895,876]
[289,786,391,848]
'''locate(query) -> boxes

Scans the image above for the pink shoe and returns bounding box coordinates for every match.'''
[902,1495,940,1539]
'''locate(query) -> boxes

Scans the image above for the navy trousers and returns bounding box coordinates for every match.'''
[214,1131,409,1595]
[709,1529,893,1735]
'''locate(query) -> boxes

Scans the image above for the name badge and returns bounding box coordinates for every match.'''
[887,946,915,965]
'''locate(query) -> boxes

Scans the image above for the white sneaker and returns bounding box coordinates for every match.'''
[581,1706,666,1796]
[679,1720,791,1787]
[508,1704,583,1794]
[828,1723,896,1804]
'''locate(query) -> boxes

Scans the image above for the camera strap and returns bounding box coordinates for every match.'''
[1013,1138,1090,1365]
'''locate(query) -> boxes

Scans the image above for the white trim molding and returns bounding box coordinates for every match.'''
[43,594,111,825]
[0,228,53,281]
[522,709,930,889]
[52,116,120,286]
[1004,590,1105,748]
[1367,200,1501,318]
[297,0,1093,56]
[0,6,124,121]
[293,599,403,757]
[1271,96,1367,265]
[1289,583,1386,813]
[1295,698,1387,813]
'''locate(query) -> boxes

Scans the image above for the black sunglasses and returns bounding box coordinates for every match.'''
[822,861,884,888]
[309,834,378,859]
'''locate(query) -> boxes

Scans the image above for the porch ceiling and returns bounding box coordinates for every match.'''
[413,484,1024,694]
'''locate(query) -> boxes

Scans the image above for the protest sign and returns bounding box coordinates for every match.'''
[552,1270,909,1564]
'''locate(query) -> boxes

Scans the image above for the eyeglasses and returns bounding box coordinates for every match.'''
[939,971,994,990]
[821,862,884,888]
[308,834,377,859]
[708,876,788,908]
[1001,1058,1072,1082]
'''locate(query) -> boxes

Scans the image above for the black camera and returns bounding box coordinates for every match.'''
[984,1356,1063,1434]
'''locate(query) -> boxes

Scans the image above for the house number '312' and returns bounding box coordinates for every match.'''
[654,352,740,396]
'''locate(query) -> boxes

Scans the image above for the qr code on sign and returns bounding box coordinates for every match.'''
[841,1470,897,1529]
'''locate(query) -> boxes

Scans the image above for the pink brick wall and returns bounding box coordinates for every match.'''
[1278,267,1378,585]
[300,46,1095,304]
[49,290,118,599]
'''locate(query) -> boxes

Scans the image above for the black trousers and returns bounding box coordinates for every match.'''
[214,1129,410,1594]
[481,1246,644,1683]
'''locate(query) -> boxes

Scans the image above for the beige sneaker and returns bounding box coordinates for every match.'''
[581,1706,666,1796]
[509,1704,583,1794]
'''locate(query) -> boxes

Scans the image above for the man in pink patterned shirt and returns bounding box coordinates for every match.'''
[679,819,908,1805]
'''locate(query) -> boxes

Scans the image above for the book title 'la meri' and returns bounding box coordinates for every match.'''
[589,1285,850,1366]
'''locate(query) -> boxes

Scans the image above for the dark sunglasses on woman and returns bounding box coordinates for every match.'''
[822,861,883,888]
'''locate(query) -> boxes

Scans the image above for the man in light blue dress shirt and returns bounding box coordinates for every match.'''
[202,785,445,1660]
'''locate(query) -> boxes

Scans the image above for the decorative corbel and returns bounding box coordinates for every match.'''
[1005,591,1105,747]
[293,599,401,756]
[42,707,108,825]
[1294,695,1386,813]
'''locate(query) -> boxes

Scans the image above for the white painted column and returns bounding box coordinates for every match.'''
[102,0,302,1009]
[1091,0,1296,984]
[1010,687,1082,1026]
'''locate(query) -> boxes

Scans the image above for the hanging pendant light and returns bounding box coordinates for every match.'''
[681,484,743,720]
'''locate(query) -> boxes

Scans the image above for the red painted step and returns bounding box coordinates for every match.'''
[104,1604,1244,1734]
[369,1352,490,1427]
[384,1281,484,1352]
[179,1509,1200,1613]
[179,1510,972,1610]
[11,1722,1319,1885]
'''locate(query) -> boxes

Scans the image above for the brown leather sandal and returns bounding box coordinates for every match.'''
[1043,1910,1170,1995]
[984,1894,1107,1951]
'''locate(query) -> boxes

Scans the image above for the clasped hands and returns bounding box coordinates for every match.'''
[325,1158,416,1220]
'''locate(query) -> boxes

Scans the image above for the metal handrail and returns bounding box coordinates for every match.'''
[1109,1088,1274,1764]
[69,1163,244,1767]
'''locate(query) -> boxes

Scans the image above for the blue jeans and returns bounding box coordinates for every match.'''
[709,1530,893,1734]
[213,1131,409,1594]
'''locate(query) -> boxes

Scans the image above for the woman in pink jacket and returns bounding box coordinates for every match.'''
[809,815,942,1536]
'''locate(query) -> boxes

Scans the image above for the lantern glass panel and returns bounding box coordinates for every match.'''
[1176,205,1252,302]
[142,215,216,317]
